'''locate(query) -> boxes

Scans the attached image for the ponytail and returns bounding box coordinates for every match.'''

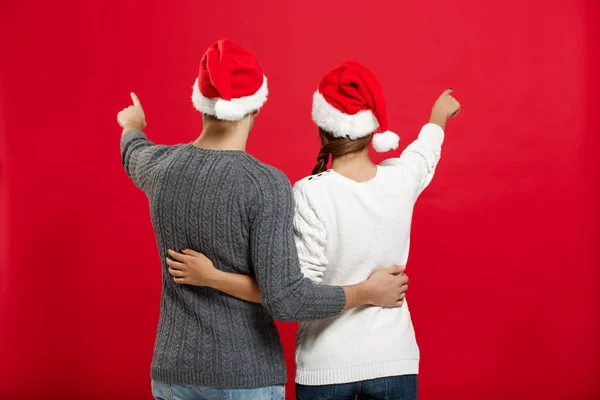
[312,128,331,174]
[312,152,329,175]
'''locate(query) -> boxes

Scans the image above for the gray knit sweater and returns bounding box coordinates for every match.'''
[120,130,346,388]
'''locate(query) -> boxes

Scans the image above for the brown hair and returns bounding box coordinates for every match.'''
[311,128,372,175]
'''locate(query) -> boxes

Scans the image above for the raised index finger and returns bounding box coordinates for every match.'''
[130,92,142,108]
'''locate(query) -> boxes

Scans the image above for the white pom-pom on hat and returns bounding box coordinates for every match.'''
[372,131,400,152]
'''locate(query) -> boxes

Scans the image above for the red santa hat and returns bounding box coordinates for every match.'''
[192,40,268,121]
[312,61,400,152]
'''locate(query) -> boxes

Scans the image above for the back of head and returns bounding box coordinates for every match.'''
[310,61,402,173]
[191,39,268,122]
[312,128,371,174]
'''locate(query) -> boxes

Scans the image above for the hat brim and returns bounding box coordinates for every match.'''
[191,76,269,121]
[311,91,379,139]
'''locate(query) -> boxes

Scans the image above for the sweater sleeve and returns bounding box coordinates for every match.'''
[249,169,346,322]
[120,130,166,192]
[381,123,445,198]
[293,186,328,283]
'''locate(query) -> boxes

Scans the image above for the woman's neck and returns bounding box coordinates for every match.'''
[331,150,377,182]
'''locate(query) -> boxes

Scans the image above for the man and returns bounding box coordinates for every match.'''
[118,39,408,400]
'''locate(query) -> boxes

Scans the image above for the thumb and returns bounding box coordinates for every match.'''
[130,92,143,109]
[389,265,406,275]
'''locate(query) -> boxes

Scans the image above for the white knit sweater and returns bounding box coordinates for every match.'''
[292,123,445,385]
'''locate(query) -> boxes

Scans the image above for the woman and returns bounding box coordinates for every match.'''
[166,61,460,400]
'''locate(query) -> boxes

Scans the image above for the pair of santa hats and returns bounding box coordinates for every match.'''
[192,40,400,152]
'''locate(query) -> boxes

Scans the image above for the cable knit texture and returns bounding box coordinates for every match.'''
[120,130,346,388]
[293,123,445,385]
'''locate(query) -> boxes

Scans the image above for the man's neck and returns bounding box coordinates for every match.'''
[193,117,251,151]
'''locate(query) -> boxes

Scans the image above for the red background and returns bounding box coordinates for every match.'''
[1,0,599,399]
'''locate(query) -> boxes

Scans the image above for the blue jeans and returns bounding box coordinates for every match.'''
[151,380,285,400]
[296,375,418,400]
